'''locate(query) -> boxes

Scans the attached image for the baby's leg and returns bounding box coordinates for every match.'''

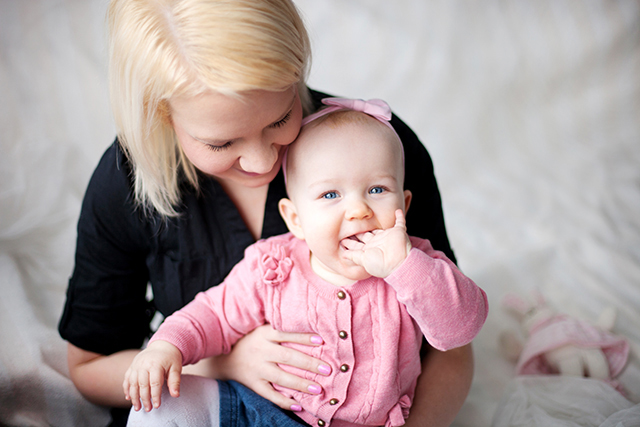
[127,375,220,426]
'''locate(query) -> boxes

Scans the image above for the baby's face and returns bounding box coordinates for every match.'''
[285,119,409,285]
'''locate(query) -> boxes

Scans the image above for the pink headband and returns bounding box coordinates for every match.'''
[282,97,403,186]
[301,97,397,133]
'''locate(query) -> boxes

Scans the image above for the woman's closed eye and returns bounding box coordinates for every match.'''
[204,141,234,152]
[270,110,292,129]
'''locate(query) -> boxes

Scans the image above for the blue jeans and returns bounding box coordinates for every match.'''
[219,381,309,427]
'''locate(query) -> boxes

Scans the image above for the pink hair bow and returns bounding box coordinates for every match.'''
[302,97,396,132]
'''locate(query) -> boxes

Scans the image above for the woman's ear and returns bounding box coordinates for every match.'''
[278,198,305,240]
[403,190,412,214]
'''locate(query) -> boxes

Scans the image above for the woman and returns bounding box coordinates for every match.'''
[58,0,473,425]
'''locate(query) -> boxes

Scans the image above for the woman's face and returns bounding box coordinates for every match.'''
[170,86,302,188]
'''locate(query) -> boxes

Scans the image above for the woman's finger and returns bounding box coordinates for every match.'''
[259,361,326,395]
[264,326,324,348]
[251,380,304,411]
[272,347,332,377]
[266,334,331,376]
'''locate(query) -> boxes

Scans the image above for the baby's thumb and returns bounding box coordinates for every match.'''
[394,209,407,229]
[167,365,182,398]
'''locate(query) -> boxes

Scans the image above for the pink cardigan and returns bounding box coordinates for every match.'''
[151,233,488,427]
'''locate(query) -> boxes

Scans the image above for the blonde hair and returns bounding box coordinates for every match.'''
[107,0,313,216]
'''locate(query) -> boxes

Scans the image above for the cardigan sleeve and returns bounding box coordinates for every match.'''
[384,237,488,351]
[149,243,268,365]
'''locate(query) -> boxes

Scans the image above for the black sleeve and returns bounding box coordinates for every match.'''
[58,141,154,355]
[309,89,456,264]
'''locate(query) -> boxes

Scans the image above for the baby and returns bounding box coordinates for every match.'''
[124,98,488,427]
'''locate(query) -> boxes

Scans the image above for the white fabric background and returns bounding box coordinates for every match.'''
[1,1,639,426]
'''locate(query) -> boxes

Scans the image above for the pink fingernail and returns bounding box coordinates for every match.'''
[318,364,331,375]
[291,404,302,412]
[310,335,323,345]
[308,384,322,394]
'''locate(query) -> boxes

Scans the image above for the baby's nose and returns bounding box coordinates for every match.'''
[345,199,373,220]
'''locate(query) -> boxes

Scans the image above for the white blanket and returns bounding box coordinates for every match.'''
[1,1,639,426]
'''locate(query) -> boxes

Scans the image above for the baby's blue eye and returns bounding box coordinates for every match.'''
[322,191,338,200]
[370,186,385,194]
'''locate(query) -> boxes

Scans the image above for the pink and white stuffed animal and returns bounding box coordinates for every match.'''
[499,292,629,388]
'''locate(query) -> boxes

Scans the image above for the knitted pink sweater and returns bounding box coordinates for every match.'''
[151,233,488,427]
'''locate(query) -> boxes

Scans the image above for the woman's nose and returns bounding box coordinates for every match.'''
[345,198,373,221]
[238,139,279,174]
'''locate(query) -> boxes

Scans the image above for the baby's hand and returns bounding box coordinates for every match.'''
[342,210,412,278]
[123,340,183,412]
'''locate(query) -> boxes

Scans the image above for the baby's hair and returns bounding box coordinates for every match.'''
[107,0,313,216]
[283,108,405,192]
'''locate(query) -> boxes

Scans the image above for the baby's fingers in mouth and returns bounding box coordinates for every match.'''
[340,235,363,250]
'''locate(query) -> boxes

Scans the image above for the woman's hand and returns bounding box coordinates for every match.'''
[123,340,183,412]
[210,324,332,411]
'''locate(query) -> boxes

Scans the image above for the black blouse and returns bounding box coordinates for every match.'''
[58,89,455,356]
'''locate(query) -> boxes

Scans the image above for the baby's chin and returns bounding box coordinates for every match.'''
[337,262,372,282]
[311,255,371,286]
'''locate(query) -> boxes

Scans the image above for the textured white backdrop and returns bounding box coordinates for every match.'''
[1,1,639,426]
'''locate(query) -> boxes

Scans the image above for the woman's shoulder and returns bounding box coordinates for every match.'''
[84,139,135,204]
[78,139,152,244]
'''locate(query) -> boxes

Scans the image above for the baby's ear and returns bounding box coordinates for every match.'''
[403,190,412,214]
[278,198,305,240]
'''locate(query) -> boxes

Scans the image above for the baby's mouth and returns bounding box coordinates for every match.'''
[340,234,363,250]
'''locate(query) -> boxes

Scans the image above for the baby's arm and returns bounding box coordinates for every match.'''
[386,238,488,351]
[121,246,271,411]
[341,209,412,277]
[123,340,183,412]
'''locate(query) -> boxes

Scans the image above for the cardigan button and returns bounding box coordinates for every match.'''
[318,420,326,426]
[338,330,348,339]
[340,364,350,372]
[329,398,339,405]
[337,290,346,300]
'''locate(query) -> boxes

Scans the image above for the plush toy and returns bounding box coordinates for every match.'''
[499,292,629,389]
